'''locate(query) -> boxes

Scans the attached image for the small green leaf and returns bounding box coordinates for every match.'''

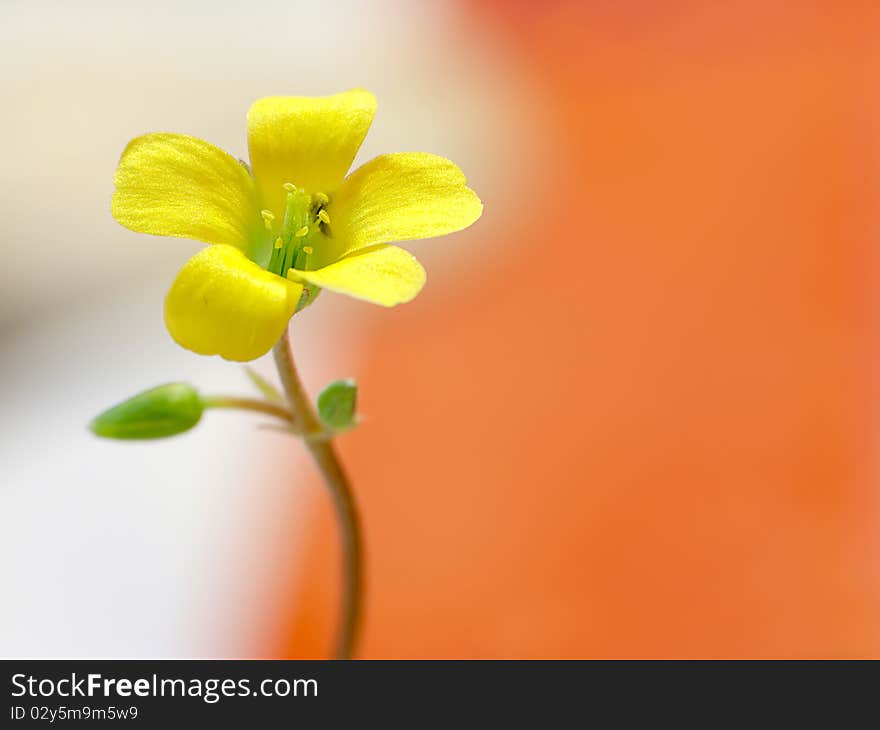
[90,383,204,440]
[316,379,358,431]
[244,366,284,404]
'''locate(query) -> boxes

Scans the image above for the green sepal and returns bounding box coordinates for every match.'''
[316,379,358,431]
[295,283,321,313]
[90,383,204,440]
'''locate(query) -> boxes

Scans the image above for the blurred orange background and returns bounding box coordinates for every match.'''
[266,0,880,658]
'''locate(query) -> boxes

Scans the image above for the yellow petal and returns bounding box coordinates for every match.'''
[112,133,266,261]
[165,245,303,362]
[329,152,482,259]
[289,245,425,307]
[247,90,377,218]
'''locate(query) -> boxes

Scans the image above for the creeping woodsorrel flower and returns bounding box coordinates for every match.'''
[112,90,482,361]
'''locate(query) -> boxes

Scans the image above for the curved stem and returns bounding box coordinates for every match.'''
[272,329,363,660]
[202,396,292,422]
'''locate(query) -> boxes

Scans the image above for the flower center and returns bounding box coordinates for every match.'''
[263,183,331,277]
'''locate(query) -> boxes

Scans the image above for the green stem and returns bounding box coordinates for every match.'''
[272,328,363,660]
[202,396,292,423]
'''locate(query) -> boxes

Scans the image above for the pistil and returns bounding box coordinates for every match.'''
[265,183,330,277]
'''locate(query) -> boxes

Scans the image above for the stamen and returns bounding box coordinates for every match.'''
[261,210,275,230]
[267,182,327,277]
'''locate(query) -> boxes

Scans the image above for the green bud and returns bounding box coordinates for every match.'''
[90,383,204,440]
[316,379,358,431]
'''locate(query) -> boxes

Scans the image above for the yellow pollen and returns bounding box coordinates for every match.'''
[317,209,331,225]
[283,182,297,193]
[314,192,329,206]
[295,226,309,238]
[274,237,283,249]
[302,246,314,255]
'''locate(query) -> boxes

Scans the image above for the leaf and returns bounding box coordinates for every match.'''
[244,366,284,404]
[316,379,358,431]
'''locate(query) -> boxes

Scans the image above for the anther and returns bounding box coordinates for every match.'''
[274,237,283,249]
[295,226,309,238]
[283,182,297,193]
[302,246,314,255]
[314,192,330,206]
[261,210,275,229]
[317,209,331,225]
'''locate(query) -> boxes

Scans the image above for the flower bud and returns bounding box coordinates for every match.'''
[316,379,358,431]
[90,383,204,440]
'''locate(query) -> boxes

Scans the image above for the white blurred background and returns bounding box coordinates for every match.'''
[0,0,527,656]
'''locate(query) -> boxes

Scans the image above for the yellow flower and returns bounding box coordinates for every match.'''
[112,90,482,361]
